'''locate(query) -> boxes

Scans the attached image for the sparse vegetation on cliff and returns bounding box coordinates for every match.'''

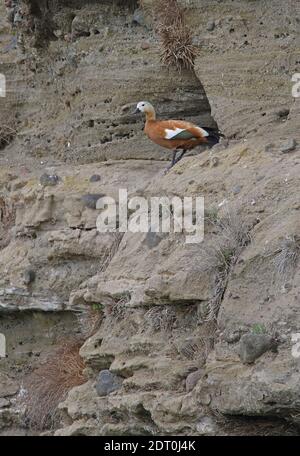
[202,204,252,321]
[144,0,198,70]
[0,119,16,150]
[22,338,86,431]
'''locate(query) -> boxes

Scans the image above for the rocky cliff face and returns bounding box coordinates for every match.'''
[0,0,299,436]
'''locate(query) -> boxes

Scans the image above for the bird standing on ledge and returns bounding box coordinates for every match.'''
[134,101,222,171]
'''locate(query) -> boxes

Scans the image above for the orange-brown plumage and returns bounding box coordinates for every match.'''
[145,119,209,151]
[134,101,220,171]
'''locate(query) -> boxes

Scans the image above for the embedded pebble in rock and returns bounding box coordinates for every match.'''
[280,139,297,153]
[132,9,146,27]
[239,334,276,364]
[23,269,36,285]
[276,108,290,119]
[224,330,242,344]
[144,231,163,249]
[82,194,105,210]
[89,174,101,183]
[54,29,63,38]
[186,369,203,392]
[141,42,150,50]
[264,143,275,152]
[210,156,219,167]
[40,173,60,187]
[95,370,123,397]
[207,21,215,31]
[232,184,242,195]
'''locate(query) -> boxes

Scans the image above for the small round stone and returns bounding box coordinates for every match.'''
[89,174,101,183]
[40,173,60,187]
[23,269,36,285]
[95,370,123,397]
[207,21,215,31]
[82,193,105,209]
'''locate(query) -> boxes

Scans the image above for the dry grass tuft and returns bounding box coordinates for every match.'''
[99,233,124,273]
[200,244,234,322]
[198,320,218,356]
[204,206,219,225]
[273,235,299,282]
[0,121,17,150]
[104,295,129,322]
[0,94,18,149]
[174,320,217,363]
[177,340,200,360]
[150,0,198,70]
[22,338,87,431]
[144,305,177,333]
[79,234,124,333]
[201,205,252,321]
[216,205,252,250]
[0,197,16,249]
[78,306,103,338]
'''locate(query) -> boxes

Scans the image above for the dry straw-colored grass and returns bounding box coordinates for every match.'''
[0,93,18,149]
[99,232,124,273]
[105,296,128,322]
[78,233,124,335]
[22,338,87,431]
[78,306,103,338]
[202,205,252,321]
[0,197,16,250]
[144,305,177,333]
[273,235,299,282]
[146,0,198,70]
[0,121,16,150]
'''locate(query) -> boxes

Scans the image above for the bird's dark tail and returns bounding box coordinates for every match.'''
[204,128,225,146]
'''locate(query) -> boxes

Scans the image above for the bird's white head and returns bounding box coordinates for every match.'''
[134,101,156,119]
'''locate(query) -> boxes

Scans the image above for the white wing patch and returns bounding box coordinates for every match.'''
[195,127,209,137]
[164,126,209,139]
[164,128,186,139]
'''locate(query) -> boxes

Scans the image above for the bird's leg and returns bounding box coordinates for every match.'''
[164,151,177,174]
[174,149,187,165]
[164,150,188,175]
[171,150,177,167]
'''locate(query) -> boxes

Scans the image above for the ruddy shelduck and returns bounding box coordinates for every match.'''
[134,101,222,171]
